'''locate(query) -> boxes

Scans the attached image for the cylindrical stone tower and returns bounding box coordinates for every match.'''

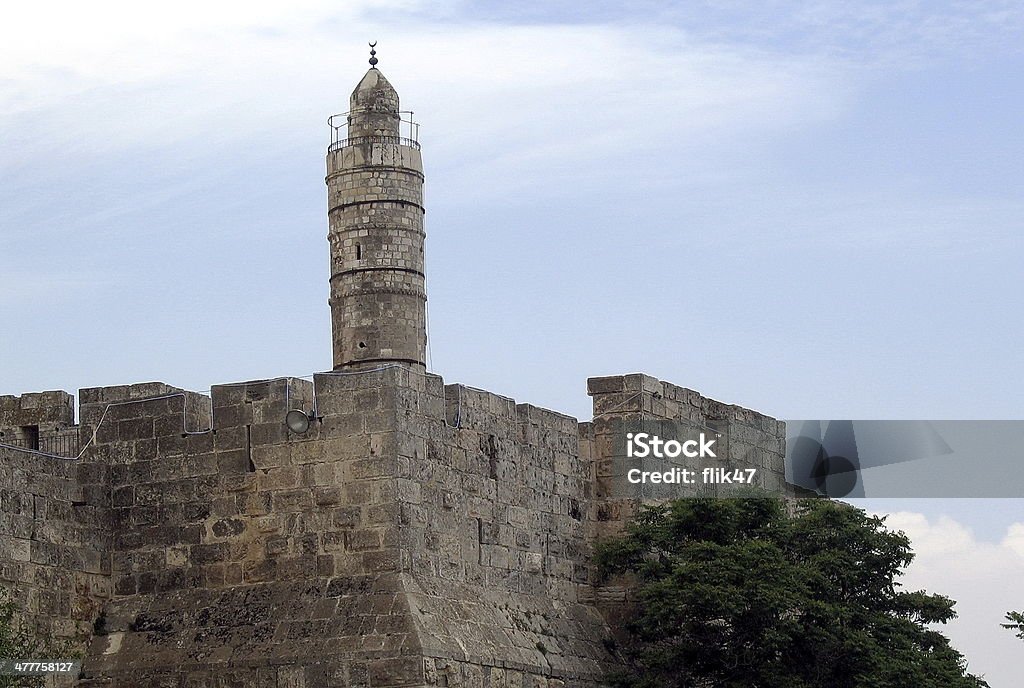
[326,65,426,369]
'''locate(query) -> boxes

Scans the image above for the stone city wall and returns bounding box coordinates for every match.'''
[76,374,429,686]
[0,370,790,687]
[390,372,615,686]
[0,392,109,687]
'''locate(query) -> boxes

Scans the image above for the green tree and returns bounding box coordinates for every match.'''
[1002,611,1024,640]
[597,496,988,688]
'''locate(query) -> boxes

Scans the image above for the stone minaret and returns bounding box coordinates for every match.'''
[327,56,426,369]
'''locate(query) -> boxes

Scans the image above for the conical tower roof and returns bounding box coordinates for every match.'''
[350,68,399,113]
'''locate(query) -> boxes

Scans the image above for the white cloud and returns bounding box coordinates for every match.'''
[885,512,977,558]
[0,6,858,208]
[1003,522,1024,558]
[0,1,365,84]
[878,511,1024,686]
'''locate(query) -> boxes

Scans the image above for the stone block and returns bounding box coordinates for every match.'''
[314,487,342,506]
[261,466,298,490]
[332,506,362,528]
[306,461,340,487]
[368,656,423,686]
[250,423,286,446]
[345,529,381,552]
[320,414,363,438]
[252,445,290,469]
[216,450,250,475]
[214,425,246,451]
[209,518,246,538]
[273,489,314,512]
[586,376,625,395]
[291,441,323,465]
[361,549,399,572]
[621,374,661,395]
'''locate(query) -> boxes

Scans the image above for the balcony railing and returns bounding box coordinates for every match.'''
[327,135,420,153]
[328,110,420,152]
[0,431,80,458]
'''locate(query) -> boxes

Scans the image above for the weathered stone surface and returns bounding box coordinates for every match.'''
[328,67,427,371]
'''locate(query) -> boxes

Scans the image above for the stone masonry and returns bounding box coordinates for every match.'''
[328,68,427,370]
[0,61,797,687]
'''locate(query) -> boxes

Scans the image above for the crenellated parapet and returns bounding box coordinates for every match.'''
[0,390,76,455]
[585,373,790,535]
[0,366,792,686]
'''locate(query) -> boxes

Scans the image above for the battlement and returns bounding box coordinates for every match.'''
[0,390,76,456]
[0,367,792,686]
[588,373,784,430]
[584,373,790,536]
[0,390,74,425]
[587,372,786,461]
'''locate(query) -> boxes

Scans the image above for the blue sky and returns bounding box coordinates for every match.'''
[1,1,1022,683]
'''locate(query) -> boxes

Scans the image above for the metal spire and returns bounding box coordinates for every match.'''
[368,42,378,68]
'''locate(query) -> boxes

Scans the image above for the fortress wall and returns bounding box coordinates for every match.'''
[391,375,615,687]
[77,373,424,687]
[0,391,75,427]
[1,369,790,687]
[0,448,109,649]
[0,392,110,660]
[77,382,219,597]
[400,380,589,596]
[586,373,789,537]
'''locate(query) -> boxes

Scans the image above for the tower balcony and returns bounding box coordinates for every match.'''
[327,110,420,153]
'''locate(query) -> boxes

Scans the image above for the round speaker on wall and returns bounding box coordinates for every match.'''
[285,409,311,434]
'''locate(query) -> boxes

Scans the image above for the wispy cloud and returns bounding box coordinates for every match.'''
[655,1,1024,65]
[0,10,859,222]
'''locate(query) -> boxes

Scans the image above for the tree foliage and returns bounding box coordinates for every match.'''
[1002,610,1024,640]
[597,497,988,688]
